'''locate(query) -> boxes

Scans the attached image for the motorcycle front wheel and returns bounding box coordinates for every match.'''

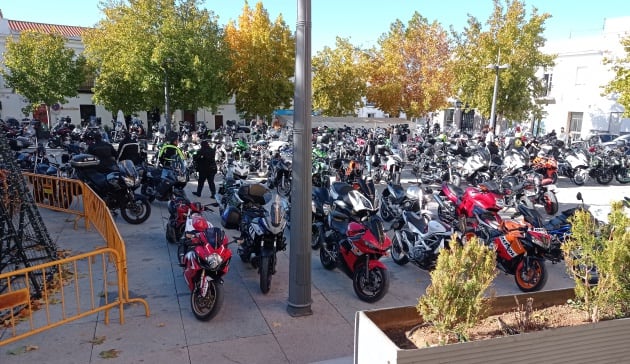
[571,167,587,186]
[353,263,389,303]
[616,168,630,184]
[191,278,224,321]
[140,184,156,203]
[259,255,273,294]
[120,195,151,224]
[514,258,548,292]
[390,234,409,266]
[319,243,338,270]
[276,175,291,197]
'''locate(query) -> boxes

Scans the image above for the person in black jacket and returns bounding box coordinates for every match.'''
[192,140,218,198]
[117,131,143,165]
[87,132,118,173]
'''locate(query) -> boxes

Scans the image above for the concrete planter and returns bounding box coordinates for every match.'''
[354,288,630,364]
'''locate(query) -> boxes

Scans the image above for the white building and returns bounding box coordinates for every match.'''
[540,17,630,140]
[0,10,240,130]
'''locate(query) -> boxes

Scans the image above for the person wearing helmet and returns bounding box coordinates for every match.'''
[157,132,185,167]
[87,131,118,173]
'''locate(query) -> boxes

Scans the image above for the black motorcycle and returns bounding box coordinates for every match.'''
[311,186,332,249]
[379,182,426,222]
[141,156,187,202]
[231,183,288,294]
[70,154,151,224]
[267,156,292,196]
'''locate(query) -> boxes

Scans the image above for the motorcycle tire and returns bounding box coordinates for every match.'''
[372,170,382,184]
[319,244,337,270]
[571,168,587,186]
[165,223,176,244]
[542,191,559,215]
[616,169,630,184]
[352,263,389,303]
[190,278,224,321]
[390,235,409,266]
[514,258,548,292]
[120,195,151,224]
[596,168,614,185]
[379,201,394,222]
[311,224,321,250]
[259,255,273,294]
[449,172,462,187]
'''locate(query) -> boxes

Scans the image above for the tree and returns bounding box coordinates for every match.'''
[451,0,555,126]
[82,0,231,128]
[1,30,87,119]
[312,37,368,116]
[603,35,630,117]
[224,1,295,121]
[365,12,453,119]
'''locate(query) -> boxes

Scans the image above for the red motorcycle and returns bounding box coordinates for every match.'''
[165,193,214,243]
[433,181,502,230]
[178,214,232,321]
[319,189,391,302]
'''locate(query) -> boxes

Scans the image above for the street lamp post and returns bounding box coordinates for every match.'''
[163,58,173,134]
[486,58,509,134]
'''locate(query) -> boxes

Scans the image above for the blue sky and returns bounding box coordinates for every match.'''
[2,0,630,52]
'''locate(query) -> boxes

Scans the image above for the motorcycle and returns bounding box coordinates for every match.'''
[558,146,590,185]
[267,154,292,196]
[70,155,151,224]
[372,153,403,184]
[311,185,332,250]
[319,189,392,302]
[141,155,188,202]
[165,194,211,243]
[378,182,427,222]
[178,213,232,321]
[465,214,551,292]
[47,117,75,149]
[232,184,288,294]
[433,181,502,230]
[151,124,166,151]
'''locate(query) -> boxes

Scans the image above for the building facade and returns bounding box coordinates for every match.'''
[0,11,240,131]
[540,17,630,140]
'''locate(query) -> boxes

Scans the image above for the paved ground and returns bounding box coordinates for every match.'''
[1,163,627,363]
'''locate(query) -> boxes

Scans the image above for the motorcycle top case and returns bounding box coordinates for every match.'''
[70,154,100,168]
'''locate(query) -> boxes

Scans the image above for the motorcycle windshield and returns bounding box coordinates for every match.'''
[366,215,386,244]
[118,160,138,179]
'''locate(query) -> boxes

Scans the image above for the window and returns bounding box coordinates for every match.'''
[444,108,454,126]
[575,66,587,86]
[542,73,553,96]
[569,112,583,140]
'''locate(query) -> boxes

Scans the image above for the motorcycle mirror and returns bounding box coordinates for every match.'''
[576,192,583,201]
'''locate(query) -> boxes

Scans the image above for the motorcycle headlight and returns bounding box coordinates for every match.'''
[206,253,223,270]
[323,203,331,215]
[311,200,317,213]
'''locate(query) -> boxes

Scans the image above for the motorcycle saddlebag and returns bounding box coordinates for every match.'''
[221,206,241,230]
[70,154,100,168]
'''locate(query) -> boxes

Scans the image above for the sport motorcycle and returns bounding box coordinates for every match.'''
[178,213,232,321]
[319,189,392,302]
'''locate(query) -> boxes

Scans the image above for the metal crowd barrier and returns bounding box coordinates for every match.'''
[0,174,150,346]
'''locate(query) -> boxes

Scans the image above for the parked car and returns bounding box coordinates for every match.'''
[586,133,619,146]
[602,134,630,148]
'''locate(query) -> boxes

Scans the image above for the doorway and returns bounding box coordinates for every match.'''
[80,104,96,127]
[214,115,224,130]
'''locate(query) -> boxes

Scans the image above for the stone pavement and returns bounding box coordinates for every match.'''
[3,176,617,363]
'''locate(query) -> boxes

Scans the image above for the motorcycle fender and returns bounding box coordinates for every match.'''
[367,259,387,271]
[260,246,275,257]
[134,193,149,201]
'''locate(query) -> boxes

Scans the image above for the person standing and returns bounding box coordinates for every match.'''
[192,140,218,199]
[87,131,118,173]
[558,127,569,146]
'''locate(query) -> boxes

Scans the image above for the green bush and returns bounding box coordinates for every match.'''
[562,201,630,322]
[416,236,497,344]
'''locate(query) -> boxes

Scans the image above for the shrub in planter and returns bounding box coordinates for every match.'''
[562,200,630,323]
[416,235,497,344]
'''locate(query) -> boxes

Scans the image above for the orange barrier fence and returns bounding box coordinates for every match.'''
[0,173,150,346]
[23,172,87,230]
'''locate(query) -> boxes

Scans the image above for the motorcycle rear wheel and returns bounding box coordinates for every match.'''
[390,235,409,266]
[596,168,613,185]
[259,255,273,294]
[120,195,151,224]
[191,279,223,321]
[353,263,389,303]
[514,258,548,292]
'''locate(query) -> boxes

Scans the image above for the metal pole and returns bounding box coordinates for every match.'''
[489,67,499,134]
[287,0,313,317]
[164,68,171,134]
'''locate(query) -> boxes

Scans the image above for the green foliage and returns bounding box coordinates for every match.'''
[366,12,453,118]
[562,202,630,322]
[312,37,368,116]
[1,30,87,116]
[416,236,497,344]
[83,0,231,123]
[451,0,555,123]
[225,1,295,121]
[603,35,630,117]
